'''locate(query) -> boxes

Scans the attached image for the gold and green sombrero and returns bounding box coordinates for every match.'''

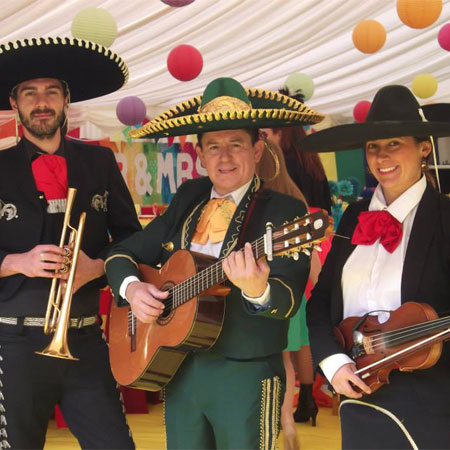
[130,77,324,139]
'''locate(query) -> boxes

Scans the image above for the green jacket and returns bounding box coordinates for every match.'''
[106,175,310,359]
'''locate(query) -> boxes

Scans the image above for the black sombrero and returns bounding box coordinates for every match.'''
[0,37,128,109]
[300,85,450,153]
[129,77,324,139]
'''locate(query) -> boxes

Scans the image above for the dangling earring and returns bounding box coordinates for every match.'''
[262,139,280,182]
[421,159,428,170]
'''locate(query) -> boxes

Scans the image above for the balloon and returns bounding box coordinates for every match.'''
[167,45,203,81]
[438,23,450,51]
[353,101,372,123]
[411,74,438,98]
[71,7,118,47]
[352,20,386,54]
[116,96,147,126]
[397,0,442,29]
[161,0,195,6]
[283,73,315,101]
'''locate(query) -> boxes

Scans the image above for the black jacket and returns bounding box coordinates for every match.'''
[0,138,140,315]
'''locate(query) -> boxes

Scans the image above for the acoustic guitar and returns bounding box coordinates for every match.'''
[109,210,329,391]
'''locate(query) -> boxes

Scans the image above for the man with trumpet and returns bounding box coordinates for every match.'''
[0,38,139,449]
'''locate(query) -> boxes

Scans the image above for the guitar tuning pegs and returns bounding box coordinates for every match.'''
[313,245,322,252]
[302,248,311,257]
[292,252,299,261]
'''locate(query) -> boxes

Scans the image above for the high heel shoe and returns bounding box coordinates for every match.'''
[293,383,318,426]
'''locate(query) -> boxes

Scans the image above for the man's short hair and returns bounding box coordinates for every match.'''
[197,128,260,147]
[10,79,69,100]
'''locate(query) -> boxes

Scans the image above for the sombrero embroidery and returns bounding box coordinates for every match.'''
[129,77,324,139]
[0,36,128,109]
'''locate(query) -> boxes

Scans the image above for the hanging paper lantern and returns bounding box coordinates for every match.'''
[71,7,118,47]
[167,45,203,81]
[397,0,442,29]
[352,20,386,54]
[411,74,438,98]
[116,96,147,126]
[161,0,195,6]
[283,73,315,101]
[438,23,450,51]
[353,101,372,123]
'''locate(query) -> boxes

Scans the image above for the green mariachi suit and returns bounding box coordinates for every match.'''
[106,175,310,449]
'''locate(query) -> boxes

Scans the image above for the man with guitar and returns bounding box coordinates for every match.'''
[105,77,325,449]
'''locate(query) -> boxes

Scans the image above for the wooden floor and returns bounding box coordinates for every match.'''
[44,403,340,449]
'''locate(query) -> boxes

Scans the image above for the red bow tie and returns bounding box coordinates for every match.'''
[351,210,403,253]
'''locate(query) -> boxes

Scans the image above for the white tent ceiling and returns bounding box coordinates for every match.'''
[1,0,450,137]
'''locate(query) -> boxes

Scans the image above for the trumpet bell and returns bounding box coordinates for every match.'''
[36,343,79,361]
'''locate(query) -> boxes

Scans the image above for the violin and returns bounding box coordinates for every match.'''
[334,302,450,393]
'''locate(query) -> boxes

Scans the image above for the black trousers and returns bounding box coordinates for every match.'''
[0,322,135,449]
[340,366,450,450]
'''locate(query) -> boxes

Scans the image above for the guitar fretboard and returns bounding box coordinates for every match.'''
[168,236,266,308]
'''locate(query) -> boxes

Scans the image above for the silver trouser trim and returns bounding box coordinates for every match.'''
[0,316,97,328]
[340,399,418,450]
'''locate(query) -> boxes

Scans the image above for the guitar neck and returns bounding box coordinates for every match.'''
[171,237,265,306]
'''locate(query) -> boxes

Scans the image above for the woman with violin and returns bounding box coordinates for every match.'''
[301,85,450,449]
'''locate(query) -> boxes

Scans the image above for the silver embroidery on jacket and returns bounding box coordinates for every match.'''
[91,190,109,212]
[0,199,18,221]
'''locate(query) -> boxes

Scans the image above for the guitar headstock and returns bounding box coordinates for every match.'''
[267,210,330,260]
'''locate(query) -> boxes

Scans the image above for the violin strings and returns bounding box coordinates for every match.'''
[366,317,450,351]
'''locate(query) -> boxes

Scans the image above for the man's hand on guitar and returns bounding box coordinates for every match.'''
[222,242,270,298]
[331,363,372,399]
[125,281,168,323]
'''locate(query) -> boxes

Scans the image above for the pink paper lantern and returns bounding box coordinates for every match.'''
[116,96,147,126]
[438,23,450,51]
[161,0,195,6]
[167,45,203,81]
[353,101,372,123]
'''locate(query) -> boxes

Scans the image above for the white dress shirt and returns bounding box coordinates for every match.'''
[320,176,427,383]
[120,178,270,305]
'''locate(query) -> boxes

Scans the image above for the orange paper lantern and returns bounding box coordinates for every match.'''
[397,0,442,29]
[352,20,386,54]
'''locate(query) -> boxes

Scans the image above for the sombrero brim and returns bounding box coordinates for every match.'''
[0,37,128,109]
[129,88,324,139]
[300,121,450,153]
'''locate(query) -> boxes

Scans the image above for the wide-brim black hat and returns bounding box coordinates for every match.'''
[0,37,128,110]
[129,77,324,139]
[300,85,450,153]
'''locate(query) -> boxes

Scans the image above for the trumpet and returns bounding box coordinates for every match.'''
[36,187,86,360]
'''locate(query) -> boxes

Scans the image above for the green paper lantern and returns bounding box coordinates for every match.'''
[283,73,315,101]
[71,7,118,48]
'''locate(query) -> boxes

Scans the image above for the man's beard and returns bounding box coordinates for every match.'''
[19,108,65,139]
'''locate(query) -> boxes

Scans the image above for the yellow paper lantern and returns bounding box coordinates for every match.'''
[397,0,442,29]
[411,73,438,98]
[71,7,118,48]
[352,20,386,54]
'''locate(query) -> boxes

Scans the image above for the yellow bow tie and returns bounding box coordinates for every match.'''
[192,198,237,245]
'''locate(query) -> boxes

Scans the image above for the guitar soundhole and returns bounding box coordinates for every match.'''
[157,281,175,325]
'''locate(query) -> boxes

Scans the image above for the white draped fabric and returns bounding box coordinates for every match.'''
[0,0,449,137]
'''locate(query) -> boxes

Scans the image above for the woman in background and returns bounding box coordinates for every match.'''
[263,118,333,425]
[257,137,322,450]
